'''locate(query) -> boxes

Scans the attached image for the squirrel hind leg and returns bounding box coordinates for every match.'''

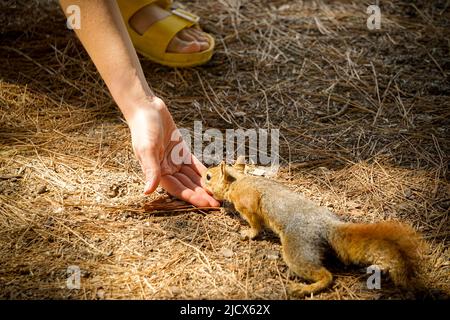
[287,264,333,298]
[282,242,333,297]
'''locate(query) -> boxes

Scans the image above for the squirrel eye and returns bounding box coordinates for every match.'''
[206,173,211,181]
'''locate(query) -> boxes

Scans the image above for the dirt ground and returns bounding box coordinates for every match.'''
[0,0,449,299]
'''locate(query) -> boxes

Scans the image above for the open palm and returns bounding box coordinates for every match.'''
[128,97,220,208]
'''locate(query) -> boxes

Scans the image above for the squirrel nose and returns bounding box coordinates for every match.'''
[204,186,213,196]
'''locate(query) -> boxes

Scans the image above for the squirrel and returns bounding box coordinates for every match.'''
[202,160,427,297]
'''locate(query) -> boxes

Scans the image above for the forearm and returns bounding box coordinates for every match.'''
[59,0,153,120]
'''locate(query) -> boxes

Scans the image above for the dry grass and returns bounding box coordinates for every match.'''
[0,0,449,299]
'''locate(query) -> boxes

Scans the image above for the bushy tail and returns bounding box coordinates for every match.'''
[328,221,426,289]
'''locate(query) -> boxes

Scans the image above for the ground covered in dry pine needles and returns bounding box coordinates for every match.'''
[0,0,449,299]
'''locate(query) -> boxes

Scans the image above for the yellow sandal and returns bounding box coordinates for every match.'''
[117,0,215,67]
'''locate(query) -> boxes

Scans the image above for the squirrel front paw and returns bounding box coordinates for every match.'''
[240,228,259,240]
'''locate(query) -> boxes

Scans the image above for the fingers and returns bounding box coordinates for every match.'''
[161,174,220,207]
[180,165,203,187]
[188,154,207,176]
[207,195,220,207]
[173,171,220,206]
[160,175,208,207]
[173,172,203,193]
[180,165,220,206]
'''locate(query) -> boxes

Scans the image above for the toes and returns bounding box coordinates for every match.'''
[198,40,210,51]
[127,2,211,54]
[184,29,210,51]
[177,29,197,42]
[169,29,210,53]
[167,36,200,53]
[185,28,209,43]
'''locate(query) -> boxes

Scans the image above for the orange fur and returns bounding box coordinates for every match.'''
[329,221,426,288]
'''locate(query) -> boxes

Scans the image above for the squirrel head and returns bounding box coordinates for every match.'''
[202,161,243,201]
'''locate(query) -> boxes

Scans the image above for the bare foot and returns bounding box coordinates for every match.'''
[129,4,210,53]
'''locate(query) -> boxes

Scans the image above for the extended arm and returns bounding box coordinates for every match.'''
[59,0,219,207]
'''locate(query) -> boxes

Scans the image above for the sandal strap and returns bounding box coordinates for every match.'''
[141,12,196,56]
[117,0,172,21]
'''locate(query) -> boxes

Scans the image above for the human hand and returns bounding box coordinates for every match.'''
[126,96,220,207]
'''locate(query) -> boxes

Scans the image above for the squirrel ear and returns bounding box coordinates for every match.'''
[234,156,246,172]
[220,162,236,183]
[220,161,226,177]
